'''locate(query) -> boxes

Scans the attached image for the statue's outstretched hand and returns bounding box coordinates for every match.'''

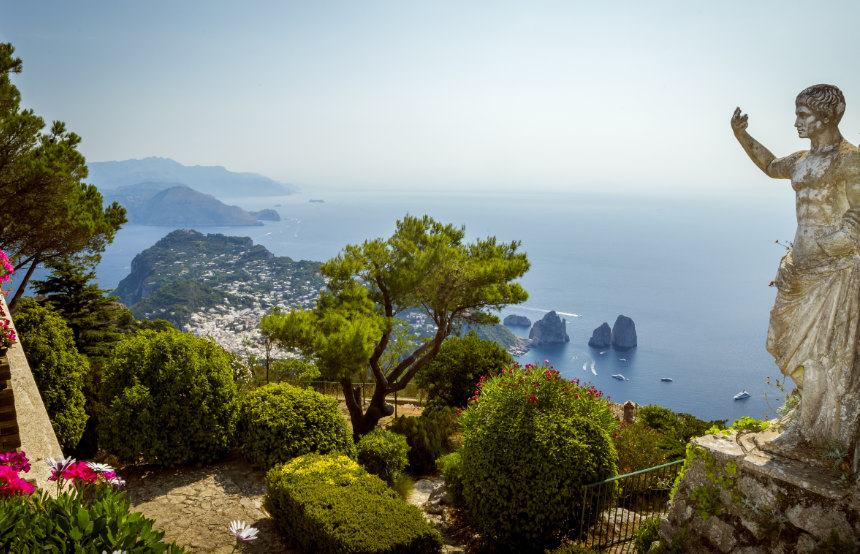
[731,107,748,136]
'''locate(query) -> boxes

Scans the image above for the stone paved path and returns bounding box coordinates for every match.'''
[123,451,297,553]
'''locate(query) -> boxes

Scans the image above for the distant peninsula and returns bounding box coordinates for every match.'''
[115,230,521,356]
[104,184,269,226]
[88,156,298,197]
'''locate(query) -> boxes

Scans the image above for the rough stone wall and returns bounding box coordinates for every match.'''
[661,428,860,553]
[1,295,63,492]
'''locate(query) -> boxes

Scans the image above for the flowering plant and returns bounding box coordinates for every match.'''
[0,319,16,350]
[0,452,34,496]
[465,360,619,434]
[0,251,12,285]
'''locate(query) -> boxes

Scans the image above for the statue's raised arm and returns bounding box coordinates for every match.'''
[730,107,782,177]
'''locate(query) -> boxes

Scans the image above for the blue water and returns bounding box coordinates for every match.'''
[93,187,797,423]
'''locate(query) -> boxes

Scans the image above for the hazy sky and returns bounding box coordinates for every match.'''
[3,1,860,192]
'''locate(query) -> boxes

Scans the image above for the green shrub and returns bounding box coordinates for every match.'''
[614,421,669,474]
[357,427,409,484]
[421,404,461,450]
[460,362,618,552]
[638,404,726,460]
[389,415,443,475]
[99,329,238,467]
[0,486,187,552]
[415,330,513,407]
[633,517,661,553]
[544,543,601,553]
[264,453,443,553]
[14,299,89,451]
[436,451,464,506]
[237,382,355,469]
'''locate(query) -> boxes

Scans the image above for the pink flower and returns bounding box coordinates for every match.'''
[0,451,30,473]
[0,465,34,496]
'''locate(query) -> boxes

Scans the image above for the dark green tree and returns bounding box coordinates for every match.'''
[31,259,134,362]
[0,43,126,311]
[262,214,529,438]
[14,299,88,451]
[415,330,513,407]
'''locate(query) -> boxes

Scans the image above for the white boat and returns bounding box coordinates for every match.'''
[734,390,751,400]
[660,377,673,382]
[611,374,627,381]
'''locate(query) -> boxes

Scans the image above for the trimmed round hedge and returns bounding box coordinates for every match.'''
[98,329,238,467]
[237,382,355,469]
[460,363,619,551]
[356,427,409,483]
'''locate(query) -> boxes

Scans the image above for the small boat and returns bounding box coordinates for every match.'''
[618,358,627,362]
[660,377,673,382]
[611,374,627,381]
[734,390,751,400]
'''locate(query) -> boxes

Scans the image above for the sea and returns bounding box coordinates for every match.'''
[90,186,798,424]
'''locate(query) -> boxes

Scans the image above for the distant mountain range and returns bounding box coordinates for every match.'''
[103,184,271,226]
[87,157,297,197]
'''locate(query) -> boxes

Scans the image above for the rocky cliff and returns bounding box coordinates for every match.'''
[610,314,637,349]
[588,322,612,348]
[528,311,569,345]
[503,314,531,327]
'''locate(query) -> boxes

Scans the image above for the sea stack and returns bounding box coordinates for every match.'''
[611,315,637,350]
[529,311,570,345]
[588,322,612,348]
[503,314,531,327]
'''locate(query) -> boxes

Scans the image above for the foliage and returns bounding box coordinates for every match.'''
[0,486,186,553]
[264,453,443,553]
[263,214,530,437]
[356,427,409,484]
[637,404,726,460]
[421,404,462,450]
[436,452,464,506]
[0,44,126,311]
[731,416,771,433]
[543,543,601,553]
[389,415,444,475]
[273,357,321,385]
[99,329,238,467]
[415,330,512,407]
[813,529,858,553]
[14,298,88,451]
[236,382,355,470]
[459,363,618,551]
[31,258,135,362]
[614,421,669,474]
[632,517,661,554]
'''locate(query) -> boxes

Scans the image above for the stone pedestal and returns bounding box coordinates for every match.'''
[661,427,860,553]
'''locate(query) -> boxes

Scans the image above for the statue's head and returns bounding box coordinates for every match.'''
[796,84,845,126]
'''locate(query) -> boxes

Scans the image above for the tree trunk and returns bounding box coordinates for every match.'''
[8,256,39,313]
[342,377,394,441]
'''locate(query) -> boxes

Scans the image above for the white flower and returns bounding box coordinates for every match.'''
[102,550,127,554]
[46,456,75,474]
[228,520,259,541]
[87,461,115,474]
[106,475,126,487]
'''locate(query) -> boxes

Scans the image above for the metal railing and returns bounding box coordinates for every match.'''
[576,459,684,553]
[306,380,425,417]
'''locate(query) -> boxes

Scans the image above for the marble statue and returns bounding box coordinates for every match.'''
[732,84,860,468]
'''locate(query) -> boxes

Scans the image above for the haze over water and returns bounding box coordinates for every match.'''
[98,186,797,423]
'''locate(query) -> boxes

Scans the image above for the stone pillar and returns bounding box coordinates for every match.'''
[623,400,636,424]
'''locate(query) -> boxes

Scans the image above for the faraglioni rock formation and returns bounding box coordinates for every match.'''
[610,315,637,349]
[503,314,531,327]
[529,311,569,345]
[587,322,611,348]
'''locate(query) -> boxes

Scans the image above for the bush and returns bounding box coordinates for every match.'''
[633,517,661,553]
[14,299,89,451]
[614,421,669,475]
[237,382,355,469]
[415,330,512,407]
[436,451,464,506]
[460,362,618,552]
[389,415,443,475]
[421,405,461,450]
[264,453,443,553]
[0,487,187,552]
[357,427,409,484]
[638,404,727,460]
[99,329,238,467]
